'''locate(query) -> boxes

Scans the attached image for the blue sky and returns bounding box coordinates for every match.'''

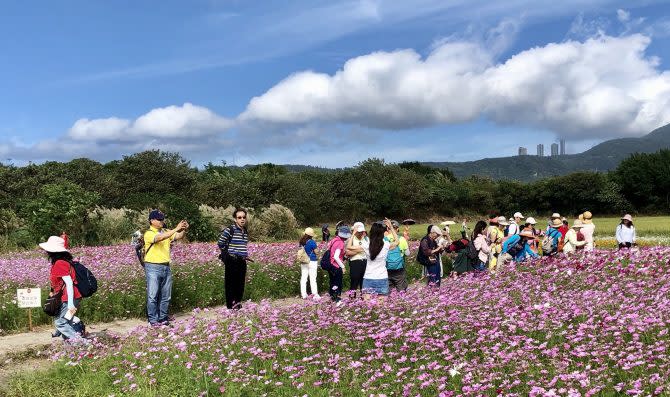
[2,0,670,167]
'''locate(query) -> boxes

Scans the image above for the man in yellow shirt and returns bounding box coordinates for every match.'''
[143,209,188,326]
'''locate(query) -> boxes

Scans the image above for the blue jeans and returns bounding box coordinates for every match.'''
[145,263,172,324]
[54,298,81,339]
[426,263,441,287]
[362,278,389,295]
[473,260,488,271]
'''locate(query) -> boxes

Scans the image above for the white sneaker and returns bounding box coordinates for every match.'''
[335,301,343,307]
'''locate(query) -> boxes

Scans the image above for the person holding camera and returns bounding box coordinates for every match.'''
[143,209,188,326]
[218,207,253,310]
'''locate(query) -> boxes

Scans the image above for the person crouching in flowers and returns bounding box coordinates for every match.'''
[417,225,444,287]
[522,217,540,254]
[361,219,399,299]
[472,220,491,271]
[40,236,85,340]
[499,230,538,268]
[298,227,320,300]
[563,220,587,254]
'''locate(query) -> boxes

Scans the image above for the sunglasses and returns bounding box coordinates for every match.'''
[236,216,247,219]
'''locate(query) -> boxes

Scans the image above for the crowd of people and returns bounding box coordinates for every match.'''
[299,211,638,301]
[40,208,638,341]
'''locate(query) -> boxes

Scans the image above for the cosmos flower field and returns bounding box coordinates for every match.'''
[0,241,356,333]
[5,246,670,396]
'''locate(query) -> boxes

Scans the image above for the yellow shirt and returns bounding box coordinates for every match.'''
[487,226,504,253]
[144,226,175,264]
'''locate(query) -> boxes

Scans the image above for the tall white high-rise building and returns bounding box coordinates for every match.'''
[518,147,528,156]
[537,144,544,157]
[560,139,566,155]
[551,143,559,156]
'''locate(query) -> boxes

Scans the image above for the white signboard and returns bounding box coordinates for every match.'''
[17,288,42,308]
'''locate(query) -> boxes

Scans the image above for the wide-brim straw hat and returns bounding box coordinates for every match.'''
[304,227,316,237]
[551,212,561,219]
[621,214,633,222]
[572,220,584,229]
[39,236,69,253]
[583,211,593,223]
[497,216,509,226]
[550,218,563,227]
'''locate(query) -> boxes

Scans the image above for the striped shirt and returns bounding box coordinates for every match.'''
[217,224,248,257]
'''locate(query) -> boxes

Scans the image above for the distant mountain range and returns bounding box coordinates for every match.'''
[247,123,670,182]
[421,123,670,181]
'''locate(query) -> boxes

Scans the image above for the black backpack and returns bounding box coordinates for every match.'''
[70,261,98,298]
[464,239,479,263]
[320,239,335,270]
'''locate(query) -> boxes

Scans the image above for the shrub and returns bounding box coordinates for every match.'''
[19,181,100,243]
[84,207,136,245]
[199,205,232,236]
[0,209,21,235]
[258,204,299,241]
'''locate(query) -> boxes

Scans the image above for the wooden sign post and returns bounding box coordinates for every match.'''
[17,288,42,331]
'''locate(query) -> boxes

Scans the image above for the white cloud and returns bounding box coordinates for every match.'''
[617,9,630,23]
[240,33,670,139]
[67,103,233,141]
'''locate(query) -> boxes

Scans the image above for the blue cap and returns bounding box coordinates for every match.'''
[337,225,352,238]
[148,209,165,221]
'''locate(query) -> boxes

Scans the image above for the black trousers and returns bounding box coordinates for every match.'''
[349,259,367,293]
[224,255,247,309]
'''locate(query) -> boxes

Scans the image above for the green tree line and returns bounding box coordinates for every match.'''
[0,149,667,248]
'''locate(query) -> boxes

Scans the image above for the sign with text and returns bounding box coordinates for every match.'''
[17,288,42,308]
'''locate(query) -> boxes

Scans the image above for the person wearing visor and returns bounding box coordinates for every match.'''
[144,209,188,325]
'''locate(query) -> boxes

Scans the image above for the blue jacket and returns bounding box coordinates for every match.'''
[502,235,538,262]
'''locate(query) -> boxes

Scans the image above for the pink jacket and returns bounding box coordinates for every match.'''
[473,234,491,264]
[328,237,345,268]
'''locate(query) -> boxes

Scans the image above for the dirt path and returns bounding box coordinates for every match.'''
[0,295,307,387]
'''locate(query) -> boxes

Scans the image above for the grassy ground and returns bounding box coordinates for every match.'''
[312,216,670,242]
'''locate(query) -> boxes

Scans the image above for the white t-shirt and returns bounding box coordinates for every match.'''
[507,223,519,236]
[349,235,369,261]
[363,240,390,280]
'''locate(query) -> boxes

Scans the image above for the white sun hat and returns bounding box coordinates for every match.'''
[526,217,537,225]
[38,236,69,253]
[513,212,524,219]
